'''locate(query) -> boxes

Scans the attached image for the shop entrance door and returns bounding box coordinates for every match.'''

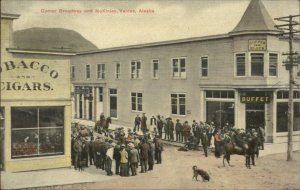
[110,96,117,118]
[0,108,4,170]
[246,103,265,131]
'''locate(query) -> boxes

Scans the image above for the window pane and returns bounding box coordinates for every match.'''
[269,53,277,76]
[251,53,264,76]
[206,91,213,98]
[236,53,245,76]
[39,107,64,127]
[179,105,186,115]
[277,102,288,132]
[171,105,177,114]
[12,129,38,157]
[213,91,221,98]
[12,108,38,128]
[39,128,63,154]
[138,104,142,111]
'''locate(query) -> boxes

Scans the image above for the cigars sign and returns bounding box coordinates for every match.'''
[1,59,70,98]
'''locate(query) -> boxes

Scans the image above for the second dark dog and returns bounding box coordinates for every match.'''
[192,165,210,182]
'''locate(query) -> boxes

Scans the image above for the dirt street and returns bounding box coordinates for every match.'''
[46,145,300,190]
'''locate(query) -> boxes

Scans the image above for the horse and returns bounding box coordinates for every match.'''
[93,139,109,169]
[102,117,112,136]
[222,134,259,169]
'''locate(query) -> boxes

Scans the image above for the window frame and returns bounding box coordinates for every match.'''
[97,63,105,79]
[250,52,265,77]
[131,92,143,112]
[85,64,91,80]
[11,106,65,159]
[171,93,186,116]
[172,57,186,79]
[152,59,159,79]
[200,56,209,77]
[235,53,246,77]
[131,60,142,79]
[269,52,278,77]
[115,63,121,79]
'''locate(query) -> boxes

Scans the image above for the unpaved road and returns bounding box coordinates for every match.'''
[40,146,300,190]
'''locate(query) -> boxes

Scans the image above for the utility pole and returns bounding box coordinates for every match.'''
[275,15,300,161]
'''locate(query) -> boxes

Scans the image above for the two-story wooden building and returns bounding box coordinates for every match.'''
[71,0,300,149]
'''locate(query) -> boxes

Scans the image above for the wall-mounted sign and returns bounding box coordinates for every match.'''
[248,40,267,51]
[241,95,271,103]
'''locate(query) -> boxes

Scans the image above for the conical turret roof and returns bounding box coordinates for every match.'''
[230,0,278,35]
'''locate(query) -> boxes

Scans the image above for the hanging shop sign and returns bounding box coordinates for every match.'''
[248,40,267,51]
[240,95,271,103]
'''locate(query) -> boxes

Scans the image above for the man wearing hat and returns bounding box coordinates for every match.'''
[105,142,115,176]
[141,113,148,134]
[113,143,121,175]
[175,119,182,142]
[134,114,141,132]
[156,115,163,139]
[139,139,150,173]
[119,144,129,176]
[129,143,139,176]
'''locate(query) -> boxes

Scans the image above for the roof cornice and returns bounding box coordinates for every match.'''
[7,48,76,56]
[1,13,20,19]
[77,33,230,55]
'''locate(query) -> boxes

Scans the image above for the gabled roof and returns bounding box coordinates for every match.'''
[230,0,278,35]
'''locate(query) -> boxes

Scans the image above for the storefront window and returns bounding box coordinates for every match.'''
[276,102,300,132]
[206,102,235,128]
[11,107,64,158]
[206,90,235,128]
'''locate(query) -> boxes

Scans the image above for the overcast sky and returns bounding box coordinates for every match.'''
[1,0,299,49]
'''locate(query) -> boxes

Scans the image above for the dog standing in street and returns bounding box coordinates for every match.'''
[192,165,210,182]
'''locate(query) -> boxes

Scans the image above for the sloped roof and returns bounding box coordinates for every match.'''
[230,0,278,34]
[13,27,98,52]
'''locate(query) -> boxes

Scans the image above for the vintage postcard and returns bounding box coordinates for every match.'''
[1,0,300,189]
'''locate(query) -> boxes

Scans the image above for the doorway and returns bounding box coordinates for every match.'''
[246,103,265,131]
[109,89,117,118]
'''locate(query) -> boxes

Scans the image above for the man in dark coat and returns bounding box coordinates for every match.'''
[113,143,121,175]
[154,136,164,164]
[141,113,148,134]
[175,119,182,142]
[156,115,163,139]
[73,137,83,170]
[134,114,141,132]
[139,139,150,173]
[129,143,139,176]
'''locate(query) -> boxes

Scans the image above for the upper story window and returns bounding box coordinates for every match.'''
[250,53,264,76]
[201,57,208,77]
[131,92,143,111]
[71,66,75,79]
[269,53,278,76]
[115,63,120,79]
[172,57,186,79]
[97,64,105,79]
[152,59,159,79]
[86,64,91,79]
[171,93,186,115]
[277,91,300,99]
[131,60,141,79]
[236,53,246,76]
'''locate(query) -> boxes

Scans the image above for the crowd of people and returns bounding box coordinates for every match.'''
[70,112,265,175]
[133,113,265,158]
[71,115,164,177]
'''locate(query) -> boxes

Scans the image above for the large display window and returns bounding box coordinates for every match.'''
[276,91,300,132]
[206,90,235,127]
[11,107,64,158]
